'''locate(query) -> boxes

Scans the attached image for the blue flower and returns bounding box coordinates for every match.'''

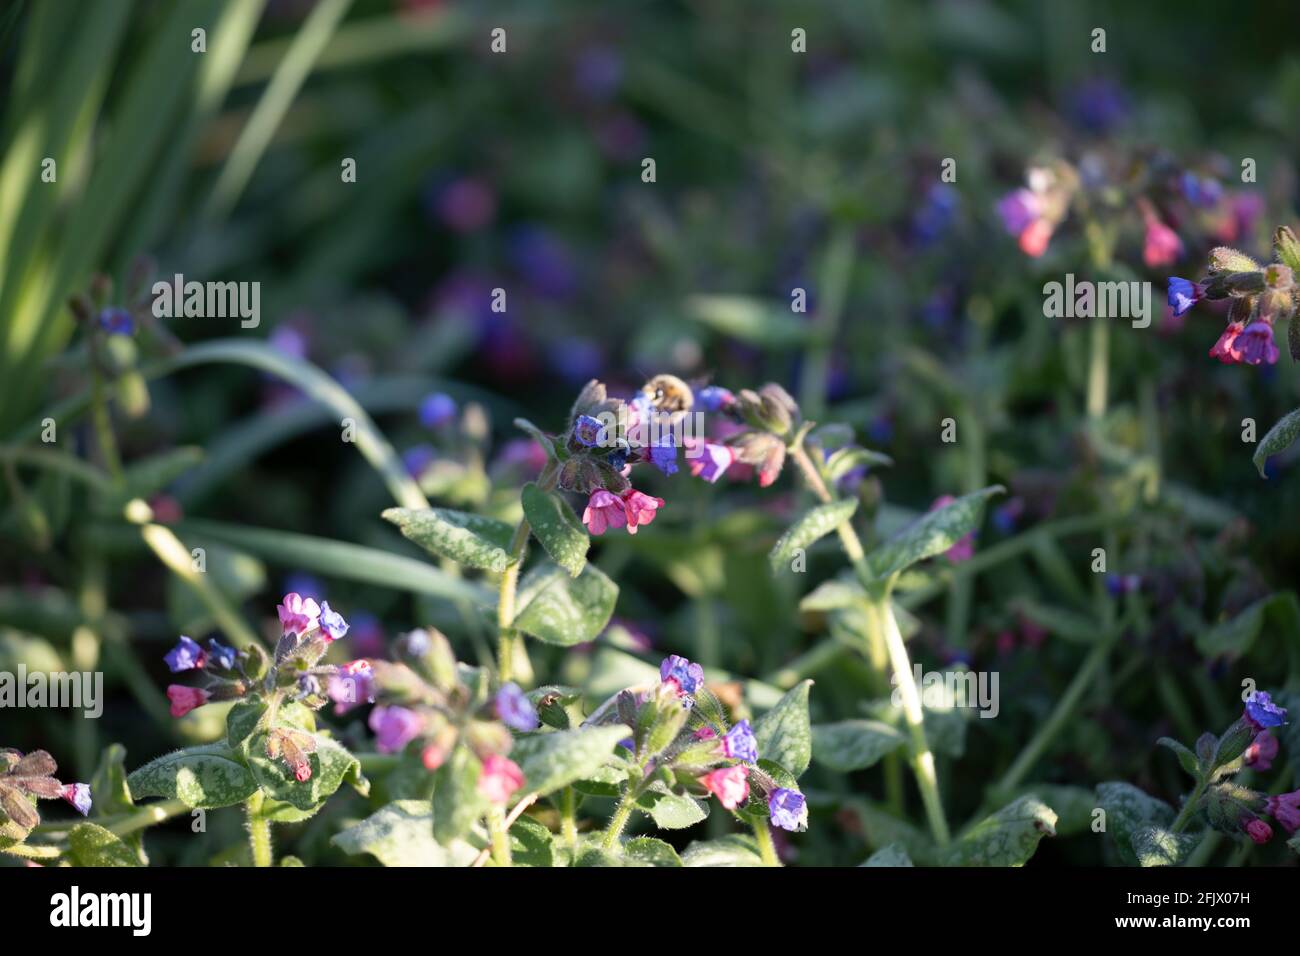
[574,414,605,447]
[649,442,678,476]
[1245,691,1287,730]
[1167,277,1202,317]
[164,635,206,673]
[697,386,735,412]
[207,639,239,670]
[97,307,134,335]
[768,788,807,832]
[62,783,93,817]
[495,682,540,732]
[419,392,457,428]
[402,444,436,478]
[722,719,758,763]
[659,654,704,696]
[319,601,350,642]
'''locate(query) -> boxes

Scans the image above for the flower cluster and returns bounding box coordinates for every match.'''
[0,750,91,832]
[593,654,810,834]
[1168,227,1300,367]
[348,627,537,806]
[163,592,354,781]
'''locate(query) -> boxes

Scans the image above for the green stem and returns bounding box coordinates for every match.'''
[602,789,638,850]
[488,806,512,867]
[110,798,189,837]
[789,438,948,845]
[88,364,123,483]
[1086,316,1109,421]
[1171,778,1209,834]
[246,791,273,867]
[497,462,558,683]
[752,820,780,866]
[561,786,579,850]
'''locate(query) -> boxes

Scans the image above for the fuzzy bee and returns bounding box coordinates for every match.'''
[640,374,695,414]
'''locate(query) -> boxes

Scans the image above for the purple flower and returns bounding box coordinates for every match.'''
[573,414,605,447]
[1167,277,1202,317]
[1104,573,1141,597]
[649,442,678,476]
[1180,172,1222,209]
[688,442,732,483]
[419,392,458,428]
[911,182,959,246]
[97,307,134,335]
[1236,322,1279,366]
[495,682,540,732]
[660,654,704,696]
[207,639,238,670]
[697,386,735,412]
[61,783,92,817]
[573,46,623,102]
[402,444,436,478]
[369,705,425,753]
[329,660,374,714]
[1245,691,1287,731]
[318,601,350,642]
[164,635,207,673]
[996,189,1039,236]
[768,788,807,832]
[722,719,758,763]
[270,323,308,359]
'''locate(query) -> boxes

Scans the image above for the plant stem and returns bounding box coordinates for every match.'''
[752,820,780,866]
[496,462,557,683]
[88,364,123,483]
[109,798,189,837]
[1171,778,1209,833]
[602,789,639,850]
[487,806,512,866]
[245,791,273,867]
[561,786,579,849]
[1086,316,1109,421]
[788,437,949,845]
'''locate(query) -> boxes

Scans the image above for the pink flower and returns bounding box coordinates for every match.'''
[693,726,718,740]
[293,761,312,783]
[701,765,749,810]
[477,754,525,805]
[277,592,321,636]
[1245,818,1272,845]
[61,783,92,816]
[621,488,664,534]
[166,685,211,718]
[421,742,449,771]
[582,489,628,535]
[1142,218,1183,268]
[1266,790,1300,834]
[1209,322,1246,363]
[1017,219,1054,258]
[1244,731,1278,771]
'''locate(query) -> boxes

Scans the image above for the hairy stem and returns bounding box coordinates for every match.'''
[602,788,639,850]
[487,806,512,867]
[752,820,780,866]
[561,786,579,849]
[246,791,273,867]
[496,462,558,683]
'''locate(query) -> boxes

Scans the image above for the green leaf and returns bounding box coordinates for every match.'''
[637,786,710,829]
[510,724,631,797]
[89,744,135,818]
[511,562,618,647]
[850,801,938,865]
[753,680,813,777]
[127,743,258,809]
[513,418,557,460]
[226,699,269,749]
[1254,407,1300,478]
[943,795,1057,866]
[861,843,913,867]
[865,486,1004,580]
[382,507,515,573]
[624,836,683,866]
[242,733,361,812]
[685,294,812,347]
[521,483,588,577]
[333,800,477,867]
[681,834,765,867]
[67,822,143,867]
[1096,782,1176,866]
[509,815,555,867]
[825,446,893,482]
[1157,737,1201,779]
[1131,825,1199,867]
[812,719,905,772]
[798,575,863,612]
[432,745,486,843]
[1020,784,1098,837]
[768,500,858,575]
[1196,593,1295,659]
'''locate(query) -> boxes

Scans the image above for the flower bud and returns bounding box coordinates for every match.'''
[398,627,458,690]
[1274,226,1300,274]
[464,718,514,759]
[1208,246,1262,274]
[1213,718,1255,767]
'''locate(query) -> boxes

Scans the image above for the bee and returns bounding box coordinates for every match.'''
[641,374,695,414]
